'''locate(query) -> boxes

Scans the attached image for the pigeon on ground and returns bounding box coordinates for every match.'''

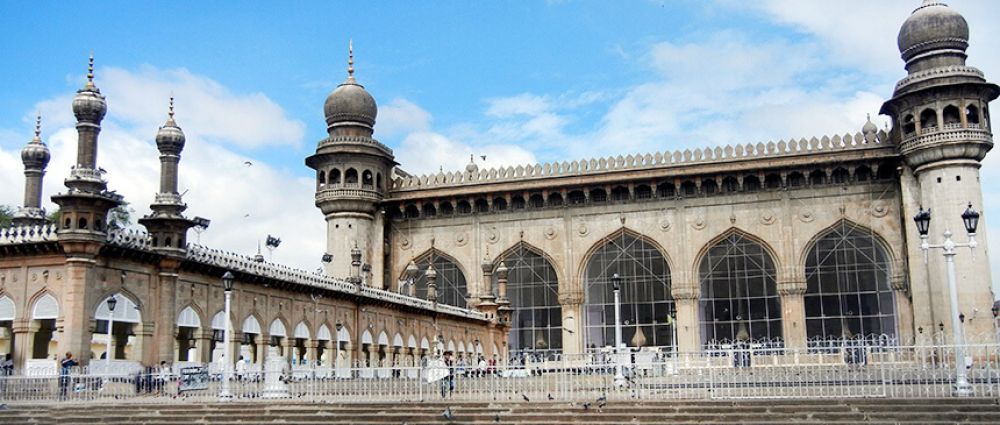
[597,395,607,408]
[494,413,501,422]
[547,393,554,400]
[582,402,591,411]
[442,406,454,421]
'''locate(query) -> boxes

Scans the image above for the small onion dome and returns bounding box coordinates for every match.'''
[323,42,377,132]
[897,1,969,62]
[156,97,186,155]
[21,115,51,170]
[862,114,878,135]
[72,54,108,123]
[465,154,479,173]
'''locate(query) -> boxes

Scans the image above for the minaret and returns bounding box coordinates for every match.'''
[880,1,998,342]
[51,54,124,238]
[138,97,196,254]
[49,55,123,365]
[306,42,396,287]
[12,115,51,227]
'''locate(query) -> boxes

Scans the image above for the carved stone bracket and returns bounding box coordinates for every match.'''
[777,280,807,296]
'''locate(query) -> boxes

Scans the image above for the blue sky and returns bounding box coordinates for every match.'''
[1,1,998,287]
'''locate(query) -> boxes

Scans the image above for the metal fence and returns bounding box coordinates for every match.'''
[2,342,999,404]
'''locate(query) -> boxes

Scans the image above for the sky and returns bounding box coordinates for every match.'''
[0,0,998,289]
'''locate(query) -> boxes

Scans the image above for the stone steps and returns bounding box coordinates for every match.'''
[1,399,997,425]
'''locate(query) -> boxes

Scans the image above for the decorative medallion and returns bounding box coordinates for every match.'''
[691,217,707,231]
[760,210,777,226]
[455,232,469,247]
[400,235,411,250]
[544,227,557,240]
[659,218,671,232]
[870,201,890,218]
[576,223,589,237]
[799,210,815,223]
[485,226,499,244]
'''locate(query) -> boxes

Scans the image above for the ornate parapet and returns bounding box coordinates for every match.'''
[0,224,58,245]
[391,130,892,191]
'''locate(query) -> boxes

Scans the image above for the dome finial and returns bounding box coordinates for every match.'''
[34,114,42,140]
[86,52,95,89]
[346,39,356,83]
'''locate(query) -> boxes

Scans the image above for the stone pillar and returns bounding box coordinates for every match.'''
[58,254,98,365]
[558,289,583,355]
[778,281,807,350]
[135,322,154,364]
[196,329,213,364]
[11,319,37,368]
[892,273,915,346]
[281,338,295,365]
[671,285,700,353]
[256,333,268,365]
[306,340,318,366]
[155,264,180,363]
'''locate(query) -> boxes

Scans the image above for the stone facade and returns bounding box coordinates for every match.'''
[0,1,996,369]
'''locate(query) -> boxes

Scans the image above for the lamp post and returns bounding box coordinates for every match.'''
[992,301,1000,348]
[105,295,118,368]
[611,273,626,387]
[219,271,235,399]
[913,203,980,397]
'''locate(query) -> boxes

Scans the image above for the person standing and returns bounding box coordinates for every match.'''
[59,352,78,400]
[439,351,454,398]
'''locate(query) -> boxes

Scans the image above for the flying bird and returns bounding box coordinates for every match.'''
[480,155,487,161]
[244,214,251,218]
[244,161,253,167]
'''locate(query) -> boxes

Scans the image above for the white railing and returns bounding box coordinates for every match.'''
[2,342,999,404]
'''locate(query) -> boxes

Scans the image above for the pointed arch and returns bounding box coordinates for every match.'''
[801,219,897,343]
[361,329,373,345]
[799,218,897,267]
[581,227,674,351]
[337,324,351,343]
[95,292,142,324]
[393,333,404,347]
[377,331,389,346]
[577,227,674,283]
[698,228,782,347]
[693,227,782,278]
[269,318,288,338]
[0,295,15,321]
[31,292,59,320]
[242,314,262,334]
[294,321,311,339]
[317,324,332,341]
[403,248,469,308]
[491,240,565,285]
[407,335,417,348]
[177,305,202,328]
[491,241,563,354]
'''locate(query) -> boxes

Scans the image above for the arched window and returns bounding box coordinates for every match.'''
[702,179,718,195]
[495,244,562,355]
[404,204,420,219]
[919,108,937,131]
[361,170,374,188]
[547,192,564,207]
[804,221,896,344]
[966,104,981,126]
[902,114,916,135]
[634,185,652,200]
[699,232,782,347]
[412,250,468,308]
[831,168,850,184]
[809,169,826,185]
[511,195,526,210]
[421,203,436,217]
[657,182,676,198]
[722,177,739,193]
[584,231,674,351]
[330,169,342,185]
[78,217,88,230]
[439,202,454,216]
[376,172,383,191]
[743,175,761,192]
[611,186,630,201]
[344,168,358,185]
[680,180,697,196]
[568,190,586,205]
[318,170,326,187]
[528,194,545,208]
[492,197,508,211]
[787,172,805,187]
[589,188,607,203]
[764,174,782,189]
[474,198,490,213]
[456,200,472,214]
[942,104,961,126]
[855,166,872,182]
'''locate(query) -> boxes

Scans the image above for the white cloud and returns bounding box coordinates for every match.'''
[376,98,432,138]
[0,66,322,271]
[393,131,537,176]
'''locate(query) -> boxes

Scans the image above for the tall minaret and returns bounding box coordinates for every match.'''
[306,42,396,288]
[139,98,197,363]
[880,1,999,343]
[12,115,51,227]
[50,55,124,365]
[139,97,196,253]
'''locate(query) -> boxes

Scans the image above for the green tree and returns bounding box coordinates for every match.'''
[0,205,14,228]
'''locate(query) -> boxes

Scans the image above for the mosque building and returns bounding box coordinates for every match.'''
[0,1,995,370]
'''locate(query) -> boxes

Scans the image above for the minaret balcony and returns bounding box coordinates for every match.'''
[315,186,383,204]
[899,126,993,170]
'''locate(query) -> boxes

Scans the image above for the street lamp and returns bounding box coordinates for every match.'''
[611,273,626,387]
[219,271,235,399]
[914,203,980,397]
[105,295,118,367]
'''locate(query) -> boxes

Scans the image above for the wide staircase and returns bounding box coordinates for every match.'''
[1,399,999,424]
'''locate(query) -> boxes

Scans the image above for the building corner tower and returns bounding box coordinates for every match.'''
[306,43,396,288]
[50,55,124,364]
[880,1,999,342]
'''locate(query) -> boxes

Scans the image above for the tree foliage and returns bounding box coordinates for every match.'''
[0,205,14,228]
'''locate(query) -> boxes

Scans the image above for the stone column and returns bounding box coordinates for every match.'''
[892,272,915,346]
[135,322,154,364]
[778,280,807,350]
[58,252,98,365]
[256,333,268,365]
[196,329,213,364]
[305,340,318,366]
[558,289,583,355]
[281,338,295,365]
[155,262,181,364]
[11,319,37,368]
[671,285,700,354]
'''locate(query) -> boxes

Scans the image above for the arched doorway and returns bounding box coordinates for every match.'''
[92,293,142,361]
[293,322,310,365]
[241,316,262,364]
[0,296,15,360]
[495,244,562,358]
[410,250,468,308]
[31,294,59,360]
[176,306,201,362]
